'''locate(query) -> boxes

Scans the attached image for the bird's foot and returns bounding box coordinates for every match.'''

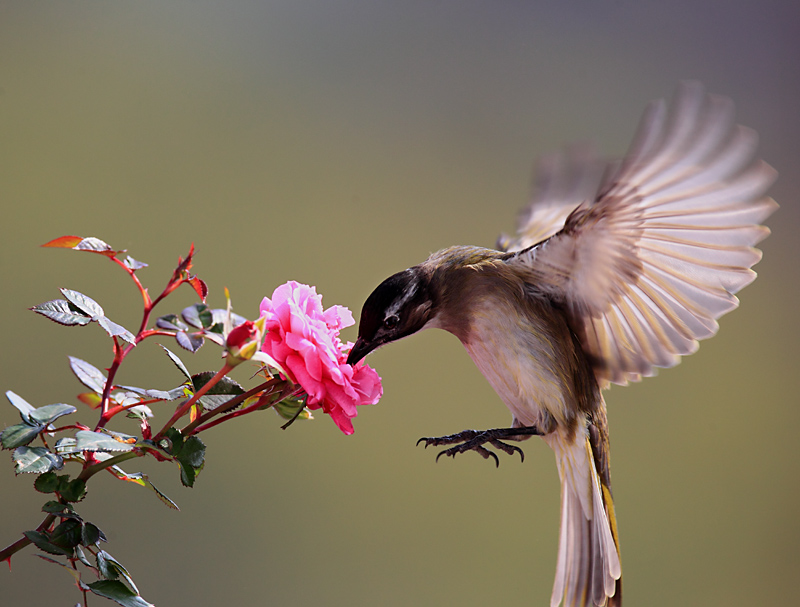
[416,426,542,467]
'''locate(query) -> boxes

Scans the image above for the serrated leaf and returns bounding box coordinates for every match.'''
[6,390,37,422]
[181,304,213,329]
[101,429,138,443]
[176,330,204,352]
[41,235,83,249]
[187,276,208,302]
[202,330,225,346]
[82,522,104,546]
[88,580,153,607]
[159,344,191,380]
[13,446,63,474]
[98,316,137,345]
[155,314,187,332]
[73,430,135,453]
[30,299,92,326]
[60,289,104,318]
[143,389,171,400]
[178,435,206,468]
[124,256,148,271]
[191,372,244,396]
[29,403,77,426]
[42,500,74,514]
[59,477,87,502]
[67,357,107,395]
[49,519,82,551]
[197,394,238,411]
[191,372,244,411]
[96,551,140,594]
[3,423,45,449]
[34,471,61,493]
[24,530,73,556]
[73,236,117,256]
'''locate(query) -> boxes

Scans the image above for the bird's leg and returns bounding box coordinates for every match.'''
[416,426,542,467]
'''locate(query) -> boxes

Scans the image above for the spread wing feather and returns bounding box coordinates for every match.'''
[504,82,777,385]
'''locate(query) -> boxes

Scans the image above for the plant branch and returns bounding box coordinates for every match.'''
[181,377,285,435]
[153,362,234,440]
[77,451,143,482]
[0,513,56,563]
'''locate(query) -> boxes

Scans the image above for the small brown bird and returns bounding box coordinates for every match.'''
[346,82,777,607]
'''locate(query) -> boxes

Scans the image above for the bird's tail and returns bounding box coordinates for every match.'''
[544,415,622,607]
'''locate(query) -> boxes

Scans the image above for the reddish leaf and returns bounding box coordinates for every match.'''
[187,276,208,302]
[42,236,119,257]
[41,236,83,248]
[173,244,195,280]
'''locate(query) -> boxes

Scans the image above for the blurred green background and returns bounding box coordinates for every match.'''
[1,2,798,606]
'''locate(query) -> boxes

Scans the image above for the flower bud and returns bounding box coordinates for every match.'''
[225,316,266,366]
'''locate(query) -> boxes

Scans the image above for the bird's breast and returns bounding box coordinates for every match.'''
[458,297,578,432]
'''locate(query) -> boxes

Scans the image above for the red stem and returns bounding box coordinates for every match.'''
[153,363,234,440]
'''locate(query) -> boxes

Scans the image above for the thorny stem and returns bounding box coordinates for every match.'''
[153,363,234,441]
[190,383,303,435]
[0,513,57,564]
[181,376,285,436]
[77,451,143,482]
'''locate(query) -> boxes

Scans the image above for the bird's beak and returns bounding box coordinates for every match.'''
[346,337,373,366]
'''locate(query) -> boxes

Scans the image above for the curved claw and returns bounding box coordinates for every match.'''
[418,425,539,466]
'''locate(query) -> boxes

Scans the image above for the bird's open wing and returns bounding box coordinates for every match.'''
[507,82,777,385]
[498,145,613,251]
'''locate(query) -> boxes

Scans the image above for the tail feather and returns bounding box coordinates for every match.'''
[545,427,621,607]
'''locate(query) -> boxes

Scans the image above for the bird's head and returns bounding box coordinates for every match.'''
[346,267,436,366]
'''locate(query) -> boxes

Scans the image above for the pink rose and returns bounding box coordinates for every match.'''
[259,281,382,434]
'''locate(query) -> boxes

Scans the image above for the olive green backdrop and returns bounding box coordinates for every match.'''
[1,2,798,606]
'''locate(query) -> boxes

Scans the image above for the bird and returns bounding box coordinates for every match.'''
[345,82,777,607]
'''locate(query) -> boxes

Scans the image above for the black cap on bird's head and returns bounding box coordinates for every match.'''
[346,266,436,366]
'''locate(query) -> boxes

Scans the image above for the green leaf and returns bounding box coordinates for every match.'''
[155,314,187,332]
[75,544,94,568]
[59,477,87,503]
[36,553,83,585]
[60,288,104,318]
[88,580,153,607]
[98,316,137,345]
[166,429,206,488]
[178,436,206,468]
[5,390,37,422]
[23,530,73,556]
[69,356,108,393]
[29,403,77,426]
[30,299,92,326]
[42,500,74,514]
[82,522,105,546]
[2,423,45,449]
[191,372,244,411]
[49,519,82,551]
[159,344,192,380]
[96,550,140,594]
[34,471,61,493]
[74,430,135,453]
[182,303,213,329]
[274,395,312,421]
[13,446,63,474]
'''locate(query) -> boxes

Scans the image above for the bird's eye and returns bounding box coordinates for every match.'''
[384,314,400,329]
